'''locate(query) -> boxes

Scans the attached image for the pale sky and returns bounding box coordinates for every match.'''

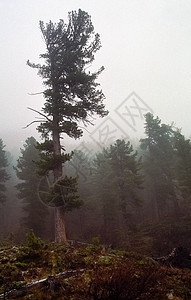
[1,0,191,154]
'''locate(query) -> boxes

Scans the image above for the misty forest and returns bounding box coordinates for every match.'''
[1,9,191,300]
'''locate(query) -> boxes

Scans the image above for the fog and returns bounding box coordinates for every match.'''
[1,0,191,154]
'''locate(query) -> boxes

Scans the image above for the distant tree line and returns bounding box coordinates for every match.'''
[1,113,191,251]
[64,113,191,249]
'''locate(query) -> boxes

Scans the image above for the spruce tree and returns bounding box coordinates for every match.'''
[15,137,48,237]
[93,149,117,243]
[140,113,176,219]
[93,139,143,243]
[0,139,9,203]
[173,131,191,207]
[27,9,108,242]
[108,139,143,218]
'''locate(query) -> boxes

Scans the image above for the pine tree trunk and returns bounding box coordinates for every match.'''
[53,122,67,243]
[55,207,67,243]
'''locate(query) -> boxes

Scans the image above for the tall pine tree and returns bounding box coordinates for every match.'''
[27,9,108,242]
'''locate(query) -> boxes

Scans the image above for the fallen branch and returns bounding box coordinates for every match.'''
[0,268,85,299]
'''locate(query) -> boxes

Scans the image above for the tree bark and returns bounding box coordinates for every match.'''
[53,119,67,243]
[55,206,67,243]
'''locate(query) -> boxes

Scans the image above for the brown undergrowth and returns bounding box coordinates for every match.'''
[0,232,190,299]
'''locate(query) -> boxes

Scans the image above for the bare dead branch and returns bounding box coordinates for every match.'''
[35,117,46,120]
[27,107,52,123]
[23,120,45,129]
[28,92,44,95]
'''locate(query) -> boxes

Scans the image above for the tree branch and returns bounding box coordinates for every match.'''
[28,92,44,96]
[78,125,91,133]
[27,107,52,123]
[23,120,45,129]
[82,118,94,126]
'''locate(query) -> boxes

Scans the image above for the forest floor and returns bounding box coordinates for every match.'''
[0,232,191,299]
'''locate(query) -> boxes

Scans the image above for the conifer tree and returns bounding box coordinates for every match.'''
[0,139,9,203]
[140,113,176,219]
[108,139,143,222]
[93,139,143,243]
[93,149,117,243]
[15,137,48,237]
[27,9,108,242]
[173,131,191,207]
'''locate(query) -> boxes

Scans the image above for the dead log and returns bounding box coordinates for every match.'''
[0,268,85,299]
[154,247,191,268]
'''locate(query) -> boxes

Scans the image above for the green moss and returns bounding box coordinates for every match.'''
[26,230,44,250]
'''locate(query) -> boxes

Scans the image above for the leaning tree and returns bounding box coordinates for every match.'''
[27,9,108,242]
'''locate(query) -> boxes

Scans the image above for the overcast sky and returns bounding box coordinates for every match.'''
[1,0,191,154]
